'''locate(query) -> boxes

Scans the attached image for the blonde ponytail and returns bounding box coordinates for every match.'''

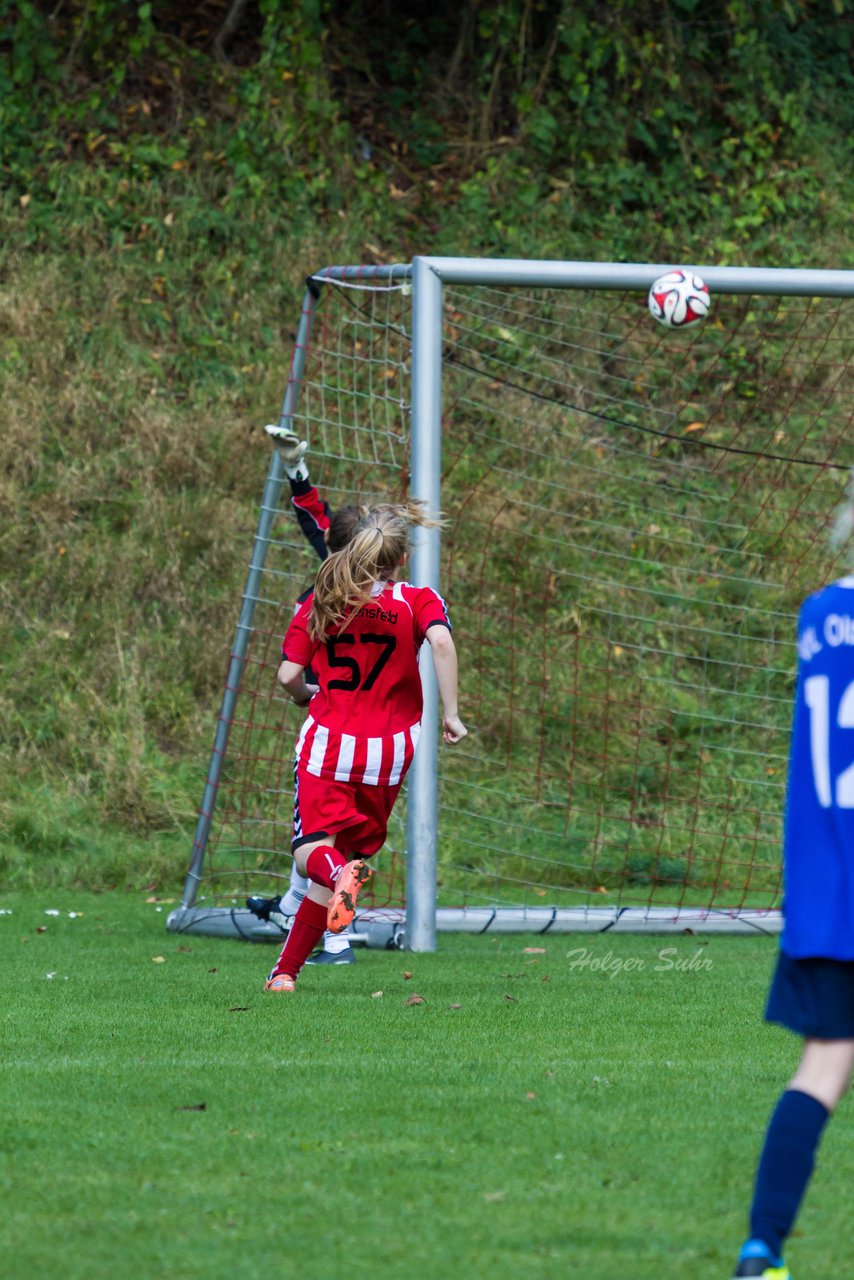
[308,500,443,641]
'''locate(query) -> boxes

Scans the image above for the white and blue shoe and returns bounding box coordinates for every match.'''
[305,945,357,965]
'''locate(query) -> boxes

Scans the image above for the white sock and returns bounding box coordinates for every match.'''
[323,928,352,955]
[289,863,309,894]
[279,863,308,916]
[279,889,304,915]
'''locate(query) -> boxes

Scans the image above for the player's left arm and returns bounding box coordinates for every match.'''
[408,584,465,741]
[425,623,467,744]
[277,659,318,708]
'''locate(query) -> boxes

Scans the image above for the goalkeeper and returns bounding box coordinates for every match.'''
[246,426,367,965]
[731,480,854,1280]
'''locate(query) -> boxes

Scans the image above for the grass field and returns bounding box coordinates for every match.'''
[3,891,852,1279]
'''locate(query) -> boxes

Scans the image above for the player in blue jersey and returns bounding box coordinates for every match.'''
[732,572,854,1279]
[246,428,367,964]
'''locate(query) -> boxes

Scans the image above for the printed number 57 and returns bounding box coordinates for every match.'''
[804,675,854,808]
[326,633,396,692]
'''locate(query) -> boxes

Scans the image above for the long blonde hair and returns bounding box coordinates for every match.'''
[308,500,442,641]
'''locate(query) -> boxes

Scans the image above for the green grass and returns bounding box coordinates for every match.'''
[3,891,852,1279]
[0,783,192,891]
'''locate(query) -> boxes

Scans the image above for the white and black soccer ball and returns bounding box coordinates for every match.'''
[648,269,711,329]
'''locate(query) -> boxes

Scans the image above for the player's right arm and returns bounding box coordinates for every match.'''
[277,659,318,708]
[264,426,332,562]
[279,598,320,706]
[291,479,332,562]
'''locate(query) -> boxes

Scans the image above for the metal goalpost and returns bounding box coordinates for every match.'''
[168,257,854,951]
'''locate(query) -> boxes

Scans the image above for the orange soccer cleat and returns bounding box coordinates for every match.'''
[327,859,373,934]
[264,973,297,993]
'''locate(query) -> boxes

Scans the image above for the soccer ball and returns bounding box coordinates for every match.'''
[647,269,711,329]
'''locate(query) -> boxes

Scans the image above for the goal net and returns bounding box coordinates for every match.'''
[169,260,854,945]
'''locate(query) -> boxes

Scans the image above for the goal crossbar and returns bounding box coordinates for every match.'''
[316,258,854,296]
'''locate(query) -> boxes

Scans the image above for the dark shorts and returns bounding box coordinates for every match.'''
[765,950,854,1040]
[291,762,402,857]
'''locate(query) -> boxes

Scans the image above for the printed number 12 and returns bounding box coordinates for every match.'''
[804,675,854,808]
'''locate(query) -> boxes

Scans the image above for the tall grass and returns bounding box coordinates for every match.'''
[1,197,361,880]
[1,127,852,893]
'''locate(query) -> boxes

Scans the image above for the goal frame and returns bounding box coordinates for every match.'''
[168,256,854,951]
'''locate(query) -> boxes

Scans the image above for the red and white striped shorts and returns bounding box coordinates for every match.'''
[292,761,403,856]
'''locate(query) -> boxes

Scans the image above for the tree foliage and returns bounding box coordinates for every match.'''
[1,0,852,255]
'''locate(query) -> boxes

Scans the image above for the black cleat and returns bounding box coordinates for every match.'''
[246,894,279,922]
[246,895,292,933]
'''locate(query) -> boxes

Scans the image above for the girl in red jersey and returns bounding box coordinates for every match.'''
[264,501,467,992]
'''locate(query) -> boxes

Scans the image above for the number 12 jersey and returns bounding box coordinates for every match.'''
[784,575,854,959]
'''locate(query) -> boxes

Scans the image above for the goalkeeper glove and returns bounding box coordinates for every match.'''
[264,425,310,481]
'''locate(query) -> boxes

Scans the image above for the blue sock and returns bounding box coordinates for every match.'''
[749,1088,829,1258]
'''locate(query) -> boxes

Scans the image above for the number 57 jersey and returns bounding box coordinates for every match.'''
[784,575,854,959]
[282,580,451,787]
